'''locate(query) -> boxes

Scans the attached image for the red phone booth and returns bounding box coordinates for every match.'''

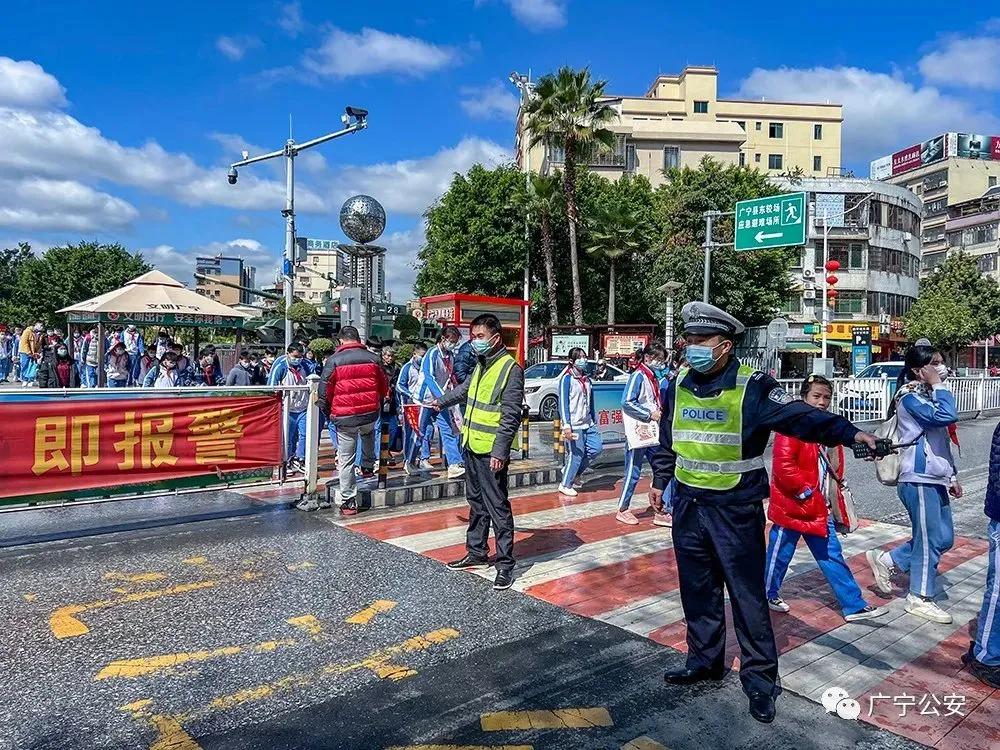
[417,293,531,365]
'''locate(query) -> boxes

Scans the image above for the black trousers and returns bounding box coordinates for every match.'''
[672,494,780,697]
[463,449,515,570]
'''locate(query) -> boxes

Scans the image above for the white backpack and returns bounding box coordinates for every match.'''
[873,391,922,487]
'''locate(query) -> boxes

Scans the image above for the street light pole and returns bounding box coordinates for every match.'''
[658,280,683,350]
[228,107,368,351]
[510,71,533,363]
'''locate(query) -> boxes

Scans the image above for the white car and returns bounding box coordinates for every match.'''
[523,360,628,421]
[838,361,904,420]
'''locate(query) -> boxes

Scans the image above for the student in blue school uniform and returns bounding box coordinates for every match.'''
[557,347,602,497]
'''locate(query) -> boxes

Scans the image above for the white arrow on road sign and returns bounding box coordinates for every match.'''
[755,231,783,242]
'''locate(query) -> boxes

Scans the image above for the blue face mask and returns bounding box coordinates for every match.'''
[471,336,495,354]
[652,366,668,379]
[574,357,588,371]
[288,356,302,366]
[685,342,723,373]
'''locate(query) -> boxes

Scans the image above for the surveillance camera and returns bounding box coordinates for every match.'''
[227,167,238,185]
[280,208,293,218]
[341,113,350,126]
[346,106,368,120]
[241,150,249,160]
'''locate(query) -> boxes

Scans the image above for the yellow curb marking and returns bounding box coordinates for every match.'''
[96,640,295,680]
[102,571,167,584]
[345,599,397,625]
[286,614,324,636]
[286,561,316,571]
[622,737,668,750]
[480,708,614,731]
[49,572,264,639]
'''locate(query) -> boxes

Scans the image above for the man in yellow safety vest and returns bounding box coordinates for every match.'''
[649,301,878,724]
[433,313,525,591]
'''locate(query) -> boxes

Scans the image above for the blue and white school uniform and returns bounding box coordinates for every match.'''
[889,382,958,599]
[618,363,661,512]
[397,358,422,464]
[558,367,603,489]
[415,345,463,467]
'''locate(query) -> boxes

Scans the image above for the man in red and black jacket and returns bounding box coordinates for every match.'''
[318,326,389,515]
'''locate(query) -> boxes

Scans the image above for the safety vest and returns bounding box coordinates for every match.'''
[672,364,762,491]
[461,352,517,454]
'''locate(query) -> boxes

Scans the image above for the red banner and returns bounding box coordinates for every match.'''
[0,395,282,500]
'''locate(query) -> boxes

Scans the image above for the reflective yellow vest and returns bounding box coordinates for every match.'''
[672,364,763,491]
[462,353,517,454]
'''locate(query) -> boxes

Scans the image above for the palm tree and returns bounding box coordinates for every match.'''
[585,202,648,325]
[524,67,617,325]
[526,173,562,326]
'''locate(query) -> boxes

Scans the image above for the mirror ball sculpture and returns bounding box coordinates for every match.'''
[339,195,386,245]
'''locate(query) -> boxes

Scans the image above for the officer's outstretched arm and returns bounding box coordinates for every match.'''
[754,374,861,447]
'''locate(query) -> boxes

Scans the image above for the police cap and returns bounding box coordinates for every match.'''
[681,301,746,337]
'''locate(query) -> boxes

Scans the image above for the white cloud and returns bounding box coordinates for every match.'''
[140,238,278,287]
[736,65,1000,162]
[0,57,66,109]
[278,2,304,37]
[216,35,261,61]
[460,81,519,119]
[332,137,510,215]
[382,225,424,302]
[0,177,138,232]
[507,0,567,29]
[302,27,459,79]
[919,34,1000,90]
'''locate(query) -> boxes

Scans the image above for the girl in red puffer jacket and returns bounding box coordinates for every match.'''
[764,374,887,622]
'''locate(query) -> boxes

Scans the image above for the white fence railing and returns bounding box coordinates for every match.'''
[775,375,1000,423]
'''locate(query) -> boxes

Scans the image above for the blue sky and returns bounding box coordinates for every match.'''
[1,1,998,301]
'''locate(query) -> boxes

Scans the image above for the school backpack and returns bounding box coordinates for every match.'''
[873,391,922,487]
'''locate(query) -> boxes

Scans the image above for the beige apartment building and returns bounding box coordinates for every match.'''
[515,66,843,187]
[870,136,1000,270]
[294,240,349,305]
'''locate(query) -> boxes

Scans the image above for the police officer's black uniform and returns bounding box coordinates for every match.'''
[650,303,866,723]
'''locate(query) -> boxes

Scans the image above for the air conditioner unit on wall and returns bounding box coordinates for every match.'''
[802,268,815,279]
[803,289,817,300]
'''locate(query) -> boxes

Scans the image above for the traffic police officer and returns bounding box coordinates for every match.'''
[649,302,877,723]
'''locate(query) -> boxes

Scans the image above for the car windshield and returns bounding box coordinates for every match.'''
[858,364,904,379]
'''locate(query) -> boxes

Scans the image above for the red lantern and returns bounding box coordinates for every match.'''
[827,289,838,299]
[826,274,839,285]
[825,260,841,272]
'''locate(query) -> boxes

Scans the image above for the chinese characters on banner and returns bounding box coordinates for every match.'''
[0,396,282,500]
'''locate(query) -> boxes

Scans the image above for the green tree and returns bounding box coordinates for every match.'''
[308,337,336,360]
[393,313,421,340]
[15,241,151,324]
[525,173,563,326]
[648,157,797,327]
[524,67,617,325]
[286,301,319,324]
[585,201,650,324]
[904,253,1000,356]
[0,242,31,304]
[416,164,528,299]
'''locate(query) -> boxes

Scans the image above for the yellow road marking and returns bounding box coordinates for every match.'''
[345,599,397,625]
[286,561,316,571]
[103,571,167,584]
[286,614,324,636]
[182,556,208,566]
[209,628,460,712]
[49,572,265,639]
[96,639,295,680]
[23,593,37,602]
[622,737,668,750]
[480,708,614,731]
[386,746,534,750]
[120,700,201,750]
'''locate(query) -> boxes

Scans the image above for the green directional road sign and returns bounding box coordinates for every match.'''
[734,192,806,252]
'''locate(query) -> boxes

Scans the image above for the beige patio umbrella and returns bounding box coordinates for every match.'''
[59,270,255,385]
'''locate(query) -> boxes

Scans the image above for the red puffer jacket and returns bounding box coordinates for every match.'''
[319,341,389,428]
[767,434,844,538]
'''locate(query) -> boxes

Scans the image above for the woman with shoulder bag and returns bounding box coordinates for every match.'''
[765,374,886,622]
[866,344,959,624]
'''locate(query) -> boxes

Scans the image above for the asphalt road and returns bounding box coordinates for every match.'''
[2,492,917,750]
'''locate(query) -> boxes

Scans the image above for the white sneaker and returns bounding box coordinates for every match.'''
[768,597,790,613]
[652,512,672,528]
[905,594,952,624]
[572,479,584,489]
[844,605,888,622]
[403,461,414,476]
[866,549,893,595]
[419,460,434,471]
[558,486,578,497]
[447,465,466,479]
